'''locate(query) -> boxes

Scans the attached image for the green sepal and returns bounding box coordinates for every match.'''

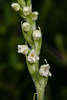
[34,37,42,55]
[18,0,26,7]
[26,60,38,76]
[32,21,36,31]
[21,27,34,48]
[26,0,31,6]
[22,30,33,45]
[18,8,26,20]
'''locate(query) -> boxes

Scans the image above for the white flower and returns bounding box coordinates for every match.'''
[22,22,30,31]
[28,50,39,63]
[11,3,20,11]
[23,6,31,15]
[18,45,29,55]
[39,64,52,77]
[33,30,42,40]
[32,11,39,21]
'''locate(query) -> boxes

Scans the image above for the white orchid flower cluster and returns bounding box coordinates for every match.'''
[18,45,39,63]
[11,0,52,100]
[11,0,41,63]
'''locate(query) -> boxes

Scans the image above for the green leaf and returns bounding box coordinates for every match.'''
[33,93,37,100]
[23,30,33,44]
[34,37,42,55]
[18,8,26,20]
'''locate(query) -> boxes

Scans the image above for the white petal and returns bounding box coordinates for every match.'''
[35,56,39,61]
[27,50,39,63]
[39,64,51,77]
[48,72,52,76]
[32,57,36,62]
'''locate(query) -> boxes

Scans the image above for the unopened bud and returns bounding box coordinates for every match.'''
[11,3,20,11]
[32,11,39,21]
[22,22,30,31]
[23,6,31,15]
[18,45,29,55]
[33,30,42,40]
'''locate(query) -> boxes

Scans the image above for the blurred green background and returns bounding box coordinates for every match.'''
[0,0,67,100]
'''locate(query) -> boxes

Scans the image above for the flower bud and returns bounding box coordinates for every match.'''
[32,11,39,21]
[23,6,31,15]
[18,45,29,55]
[11,3,20,11]
[22,22,30,32]
[33,30,42,40]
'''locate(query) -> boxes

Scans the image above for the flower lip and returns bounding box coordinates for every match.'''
[31,53,34,57]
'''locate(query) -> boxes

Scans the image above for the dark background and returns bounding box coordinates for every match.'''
[0,0,67,100]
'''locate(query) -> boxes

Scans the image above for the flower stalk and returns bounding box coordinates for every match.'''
[11,0,52,100]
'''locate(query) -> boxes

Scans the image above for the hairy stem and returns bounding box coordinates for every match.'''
[26,60,48,100]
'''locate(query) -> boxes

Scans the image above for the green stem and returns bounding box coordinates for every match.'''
[37,88,44,100]
[33,77,48,100]
[26,60,48,100]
